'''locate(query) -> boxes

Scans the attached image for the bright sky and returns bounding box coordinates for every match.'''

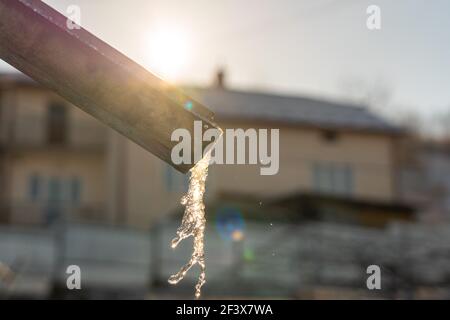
[1,0,449,119]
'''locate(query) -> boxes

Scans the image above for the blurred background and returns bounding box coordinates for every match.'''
[1,0,450,299]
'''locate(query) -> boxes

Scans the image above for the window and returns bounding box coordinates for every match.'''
[70,177,82,204]
[321,130,339,143]
[165,164,189,192]
[312,162,353,196]
[29,175,83,204]
[48,177,63,203]
[28,174,42,201]
[313,163,331,192]
[47,102,68,145]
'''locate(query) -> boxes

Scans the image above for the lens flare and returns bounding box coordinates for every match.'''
[215,206,245,242]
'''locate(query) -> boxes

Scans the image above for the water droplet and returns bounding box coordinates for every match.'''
[168,153,211,299]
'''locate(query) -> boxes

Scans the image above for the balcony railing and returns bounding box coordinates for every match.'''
[0,202,108,226]
[1,115,107,150]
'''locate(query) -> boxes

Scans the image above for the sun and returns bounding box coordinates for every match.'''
[146,26,189,82]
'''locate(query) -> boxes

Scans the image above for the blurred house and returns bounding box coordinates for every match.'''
[0,73,109,226]
[0,71,413,228]
[123,71,414,228]
[0,71,431,299]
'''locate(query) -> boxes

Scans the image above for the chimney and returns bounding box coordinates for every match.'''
[214,68,226,89]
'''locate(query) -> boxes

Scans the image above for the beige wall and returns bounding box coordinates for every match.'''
[7,150,106,225]
[213,122,395,201]
[9,150,106,206]
[108,133,186,228]
[119,120,397,228]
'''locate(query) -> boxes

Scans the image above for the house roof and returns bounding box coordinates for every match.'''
[185,87,401,134]
[0,72,400,134]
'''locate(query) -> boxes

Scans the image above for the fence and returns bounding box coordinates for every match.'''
[0,223,151,298]
[1,220,450,299]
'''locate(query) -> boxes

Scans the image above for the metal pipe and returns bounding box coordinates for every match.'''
[0,0,218,173]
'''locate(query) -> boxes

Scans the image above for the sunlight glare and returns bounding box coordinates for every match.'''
[146,26,189,82]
